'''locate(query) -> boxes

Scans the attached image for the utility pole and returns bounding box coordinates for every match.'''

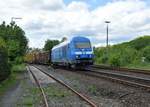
[105,21,110,63]
[105,21,110,47]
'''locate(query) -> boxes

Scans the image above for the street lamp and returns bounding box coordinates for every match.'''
[105,21,110,63]
[11,17,22,23]
[105,21,110,47]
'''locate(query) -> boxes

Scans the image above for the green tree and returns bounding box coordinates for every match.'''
[109,54,121,67]
[129,36,150,50]
[94,36,150,67]
[60,37,67,43]
[0,37,10,81]
[43,39,59,51]
[0,21,28,63]
[0,21,28,81]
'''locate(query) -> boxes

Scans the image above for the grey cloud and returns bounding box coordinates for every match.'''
[25,21,44,31]
[3,0,148,48]
[23,0,65,11]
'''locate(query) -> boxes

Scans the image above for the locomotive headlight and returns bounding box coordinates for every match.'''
[76,55,79,58]
[76,55,80,58]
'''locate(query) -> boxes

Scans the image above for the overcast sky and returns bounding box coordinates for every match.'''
[0,0,150,48]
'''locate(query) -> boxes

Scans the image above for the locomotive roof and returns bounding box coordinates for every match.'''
[52,40,70,50]
[52,36,90,50]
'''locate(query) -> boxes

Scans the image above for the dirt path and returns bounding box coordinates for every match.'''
[0,82,23,107]
[0,72,30,107]
[0,71,34,107]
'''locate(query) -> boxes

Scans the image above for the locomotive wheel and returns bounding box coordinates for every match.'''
[71,64,76,70]
[52,64,57,69]
[66,63,71,69]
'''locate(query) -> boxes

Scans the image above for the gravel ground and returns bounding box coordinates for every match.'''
[28,66,56,84]
[44,82,90,107]
[37,65,150,107]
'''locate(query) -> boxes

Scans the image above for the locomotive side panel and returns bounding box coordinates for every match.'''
[51,36,94,68]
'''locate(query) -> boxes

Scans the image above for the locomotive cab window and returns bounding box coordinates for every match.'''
[75,42,91,49]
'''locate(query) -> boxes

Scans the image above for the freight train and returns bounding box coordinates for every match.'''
[25,51,50,64]
[25,36,94,69]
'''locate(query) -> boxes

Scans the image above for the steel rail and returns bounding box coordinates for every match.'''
[33,65,98,107]
[87,68,150,84]
[84,69,150,91]
[92,65,150,75]
[50,66,150,91]
[27,66,49,107]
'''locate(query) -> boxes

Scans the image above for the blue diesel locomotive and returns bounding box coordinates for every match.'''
[51,36,94,68]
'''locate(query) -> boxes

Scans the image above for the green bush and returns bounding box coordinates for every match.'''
[11,64,26,73]
[15,56,24,64]
[94,47,108,64]
[88,85,97,95]
[142,46,150,62]
[101,55,108,63]
[120,47,140,66]
[109,54,121,67]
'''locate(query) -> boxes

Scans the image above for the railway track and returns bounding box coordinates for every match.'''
[37,64,150,106]
[27,66,49,107]
[46,65,150,91]
[31,65,98,107]
[92,65,150,75]
[83,68,150,91]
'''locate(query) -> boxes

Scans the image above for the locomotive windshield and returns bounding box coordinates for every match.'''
[75,42,91,49]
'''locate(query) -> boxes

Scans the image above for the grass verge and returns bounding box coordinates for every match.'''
[0,73,17,96]
[11,63,26,73]
[44,85,71,99]
[125,62,150,70]
[0,63,26,96]
[95,62,150,70]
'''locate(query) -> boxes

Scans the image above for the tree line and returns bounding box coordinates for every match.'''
[43,37,67,51]
[94,36,150,68]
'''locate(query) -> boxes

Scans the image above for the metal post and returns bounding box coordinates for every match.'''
[105,21,110,63]
[105,21,110,47]
[106,24,109,47]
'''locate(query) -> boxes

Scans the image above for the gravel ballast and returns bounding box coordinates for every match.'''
[29,65,91,107]
[37,65,150,107]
